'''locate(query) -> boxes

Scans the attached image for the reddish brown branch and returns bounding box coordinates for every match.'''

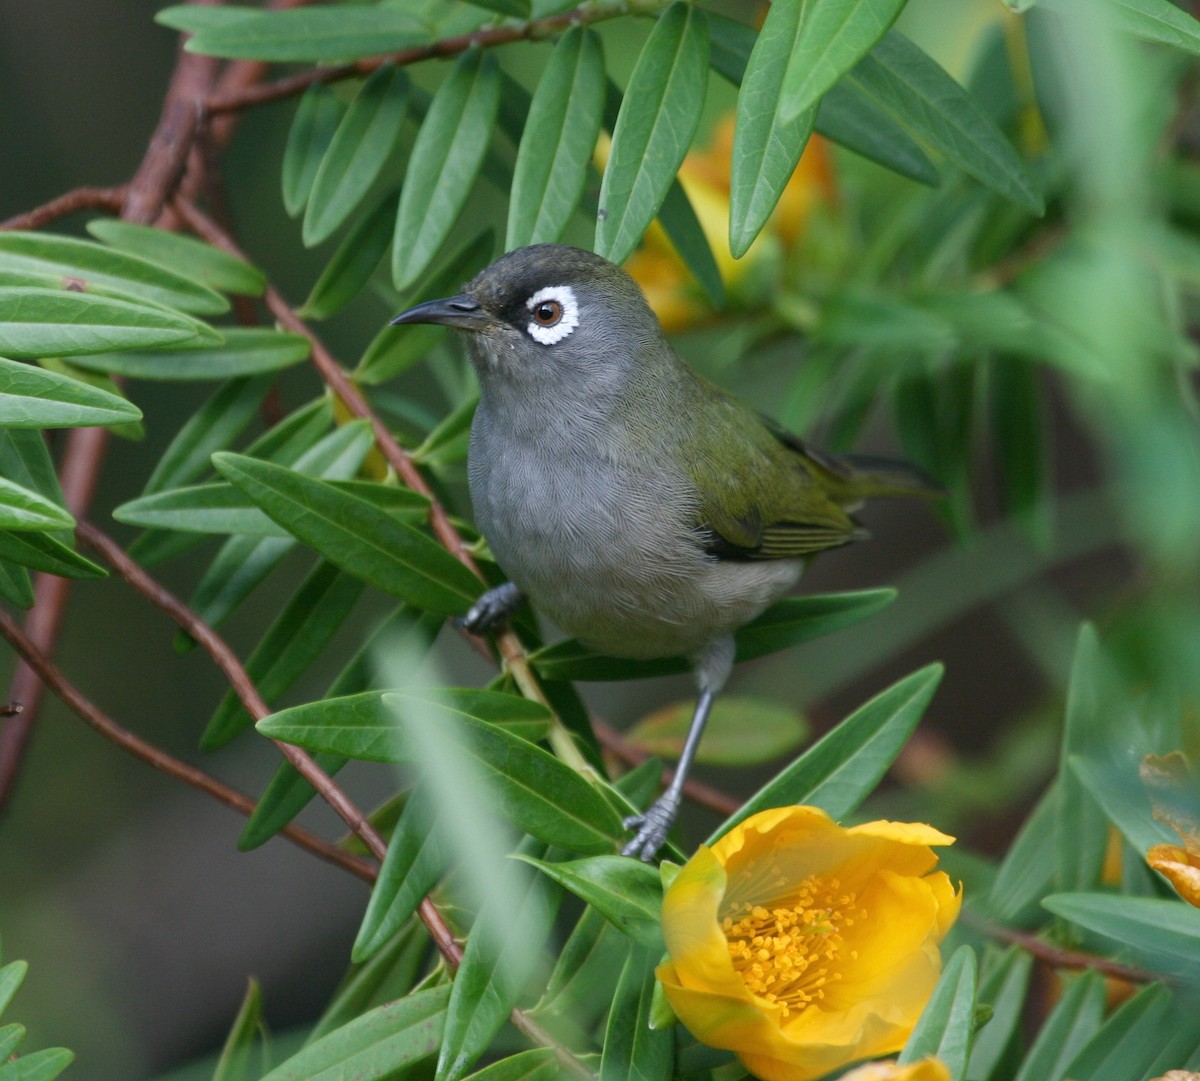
[961,910,1157,985]
[0,607,375,884]
[0,186,125,231]
[204,2,625,115]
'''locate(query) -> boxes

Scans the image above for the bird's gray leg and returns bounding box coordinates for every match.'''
[622,635,734,862]
[458,582,525,635]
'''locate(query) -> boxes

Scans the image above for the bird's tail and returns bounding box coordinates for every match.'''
[802,445,945,502]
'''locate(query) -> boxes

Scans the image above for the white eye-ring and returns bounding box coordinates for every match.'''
[525,285,579,345]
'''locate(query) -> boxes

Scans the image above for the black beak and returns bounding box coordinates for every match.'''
[389,294,488,329]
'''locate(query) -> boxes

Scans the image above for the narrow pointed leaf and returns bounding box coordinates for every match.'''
[517,854,663,946]
[1041,0,1200,53]
[187,6,429,62]
[0,289,200,358]
[507,27,606,250]
[0,428,63,508]
[713,663,943,840]
[1012,970,1106,1081]
[966,949,1032,1081]
[0,1046,74,1081]
[0,530,105,580]
[848,32,1043,213]
[460,1051,559,1081]
[531,588,895,681]
[1057,982,1173,1081]
[0,479,74,531]
[257,985,450,1081]
[67,328,309,381]
[817,81,939,184]
[0,1025,25,1061]
[730,0,819,257]
[392,51,500,290]
[86,219,266,296]
[257,688,551,762]
[658,179,724,307]
[213,452,480,613]
[0,962,27,1016]
[400,709,622,854]
[304,66,409,246]
[203,562,365,749]
[1042,894,1200,975]
[436,861,558,1081]
[778,0,908,126]
[156,5,257,33]
[898,945,977,1077]
[212,980,265,1081]
[300,190,396,320]
[986,781,1058,926]
[0,231,227,314]
[0,560,34,608]
[626,696,808,767]
[600,947,673,1081]
[282,85,344,218]
[596,3,709,265]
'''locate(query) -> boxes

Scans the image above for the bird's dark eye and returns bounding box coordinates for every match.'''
[533,300,562,326]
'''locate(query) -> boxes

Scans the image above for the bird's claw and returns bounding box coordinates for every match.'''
[622,793,680,862]
[456,582,524,636]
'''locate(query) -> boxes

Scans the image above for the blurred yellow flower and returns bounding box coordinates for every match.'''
[1141,752,1200,908]
[656,805,960,1081]
[840,1058,952,1081]
[616,116,835,331]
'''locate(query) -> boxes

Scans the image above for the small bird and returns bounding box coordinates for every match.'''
[391,244,937,860]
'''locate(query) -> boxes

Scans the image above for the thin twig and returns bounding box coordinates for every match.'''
[0,607,376,884]
[961,909,1158,985]
[0,186,125,231]
[203,1,653,115]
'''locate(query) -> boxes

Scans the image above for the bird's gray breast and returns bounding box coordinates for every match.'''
[466,403,802,660]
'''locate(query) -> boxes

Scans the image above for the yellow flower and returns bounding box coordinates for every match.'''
[840,1058,952,1081]
[656,806,961,1081]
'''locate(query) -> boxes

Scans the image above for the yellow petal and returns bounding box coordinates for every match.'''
[839,1058,953,1081]
[1148,844,1200,907]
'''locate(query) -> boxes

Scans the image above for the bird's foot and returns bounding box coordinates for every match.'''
[457,582,525,635]
[622,791,681,862]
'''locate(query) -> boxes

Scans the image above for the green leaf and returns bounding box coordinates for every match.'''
[0,560,33,608]
[304,66,409,246]
[777,0,907,126]
[848,32,1044,213]
[966,949,1032,1081]
[467,0,530,15]
[898,945,977,1078]
[1042,894,1200,976]
[213,451,481,614]
[0,1026,24,1061]
[403,709,622,855]
[516,854,663,946]
[155,5,258,33]
[507,27,606,250]
[353,788,450,962]
[436,860,558,1081]
[535,906,629,1027]
[1041,0,1200,53]
[985,781,1058,926]
[203,563,366,749]
[392,51,500,290]
[1056,625,1110,893]
[626,696,808,767]
[460,1051,560,1081]
[990,356,1048,543]
[0,289,201,358]
[599,947,673,1081]
[0,1047,74,1081]
[1070,756,1178,857]
[531,588,895,681]
[0,530,106,580]
[141,376,273,495]
[657,180,724,307]
[1012,970,1106,1081]
[300,190,396,320]
[187,6,428,62]
[85,219,266,297]
[1056,982,1173,1081]
[596,3,709,265]
[212,979,265,1081]
[37,358,144,442]
[0,428,63,509]
[713,664,943,840]
[0,230,227,315]
[257,688,551,763]
[257,985,450,1081]
[67,328,310,381]
[730,0,819,257]
[0,961,27,1017]
[359,231,494,384]
[282,85,344,218]
[817,80,939,185]
[0,478,74,531]
[0,357,141,429]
